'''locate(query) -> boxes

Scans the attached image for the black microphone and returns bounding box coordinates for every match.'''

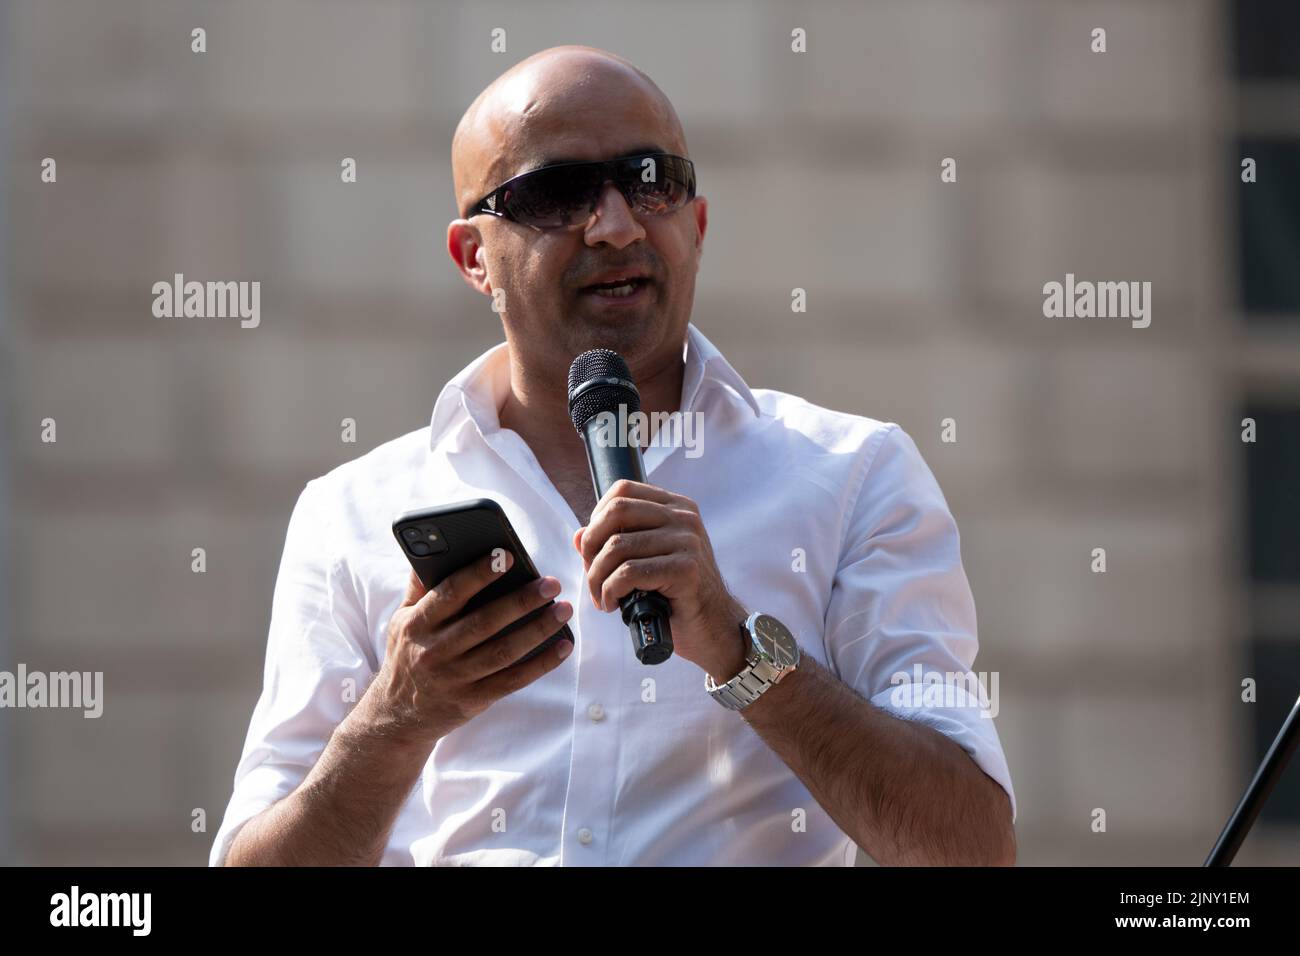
[567,349,675,666]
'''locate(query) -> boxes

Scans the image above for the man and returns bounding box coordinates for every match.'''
[212,45,1016,867]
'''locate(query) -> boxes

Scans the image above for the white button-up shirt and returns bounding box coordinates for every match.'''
[210,322,1016,866]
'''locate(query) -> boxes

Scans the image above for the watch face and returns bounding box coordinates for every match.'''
[752,614,798,668]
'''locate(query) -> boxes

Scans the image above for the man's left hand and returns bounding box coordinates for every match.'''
[573,479,749,682]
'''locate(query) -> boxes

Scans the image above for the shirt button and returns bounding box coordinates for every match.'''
[577,827,593,845]
[587,702,605,722]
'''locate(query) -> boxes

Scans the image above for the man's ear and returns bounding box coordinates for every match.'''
[692,195,708,252]
[447,220,492,296]
[690,196,709,275]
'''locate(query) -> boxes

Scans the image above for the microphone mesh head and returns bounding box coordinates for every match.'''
[567,349,640,431]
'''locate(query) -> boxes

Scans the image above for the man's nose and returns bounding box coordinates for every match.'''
[583,182,646,248]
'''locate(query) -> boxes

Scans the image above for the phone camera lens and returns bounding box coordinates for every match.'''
[409,541,432,556]
[401,528,421,541]
[424,524,449,554]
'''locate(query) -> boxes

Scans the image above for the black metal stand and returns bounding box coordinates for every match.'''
[1205,692,1300,866]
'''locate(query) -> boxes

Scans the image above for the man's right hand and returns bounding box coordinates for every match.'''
[225,551,572,866]
[365,551,574,749]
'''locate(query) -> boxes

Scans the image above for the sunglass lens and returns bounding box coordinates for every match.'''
[502,165,601,228]
[617,155,694,215]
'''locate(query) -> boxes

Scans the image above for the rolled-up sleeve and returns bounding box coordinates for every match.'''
[822,424,1016,823]
[209,478,376,865]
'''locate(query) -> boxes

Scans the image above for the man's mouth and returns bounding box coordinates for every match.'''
[580,276,652,300]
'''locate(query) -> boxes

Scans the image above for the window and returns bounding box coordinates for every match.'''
[1234,1,1300,825]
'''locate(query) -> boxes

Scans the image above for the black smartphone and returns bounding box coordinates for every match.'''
[391,498,573,664]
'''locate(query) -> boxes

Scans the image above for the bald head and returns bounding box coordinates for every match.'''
[451,46,688,218]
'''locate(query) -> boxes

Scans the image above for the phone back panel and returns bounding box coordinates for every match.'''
[391,499,571,663]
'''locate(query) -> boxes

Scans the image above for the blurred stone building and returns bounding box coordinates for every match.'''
[1,0,1296,864]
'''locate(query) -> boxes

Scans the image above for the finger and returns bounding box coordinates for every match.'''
[470,629,575,701]
[460,599,573,679]
[441,574,562,655]
[585,528,693,611]
[579,497,672,566]
[401,569,428,607]
[600,554,690,612]
[594,478,678,511]
[410,549,513,630]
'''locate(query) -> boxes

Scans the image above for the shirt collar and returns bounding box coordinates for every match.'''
[429,322,761,448]
[678,321,762,421]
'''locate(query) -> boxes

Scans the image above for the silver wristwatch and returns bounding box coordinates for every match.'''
[705,611,801,711]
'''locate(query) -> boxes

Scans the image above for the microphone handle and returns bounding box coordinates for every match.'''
[580,417,675,665]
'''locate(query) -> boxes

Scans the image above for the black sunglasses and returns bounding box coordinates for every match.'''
[465,152,696,229]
